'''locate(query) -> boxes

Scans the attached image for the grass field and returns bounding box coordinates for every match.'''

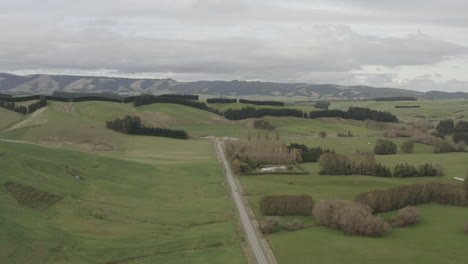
[269,204,468,264]
[0,139,245,264]
[239,134,468,264]
[2,98,468,264]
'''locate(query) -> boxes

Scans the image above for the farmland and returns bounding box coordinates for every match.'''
[1,96,467,264]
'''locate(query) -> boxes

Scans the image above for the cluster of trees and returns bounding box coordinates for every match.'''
[260,217,306,234]
[0,97,48,114]
[314,101,330,110]
[453,134,468,145]
[28,96,47,113]
[318,152,443,178]
[354,183,467,213]
[206,98,237,103]
[289,143,334,162]
[226,140,301,166]
[159,94,198,100]
[319,152,382,176]
[374,139,397,154]
[106,115,188,139]
[411,131,465,153]
[393,163,444,178]
[253,120,275,130]
[224,107,304,120]
[313,200,389,237]
[0,100,27,114]
[260,195,314,216]
[239,99,284,106]
[436,120,468,136]
[374,96,418,101]
[309,107,398,123]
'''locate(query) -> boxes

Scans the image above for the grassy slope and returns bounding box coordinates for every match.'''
[0,139,245,264]
[0,108,24,131]
[0,101,248,263]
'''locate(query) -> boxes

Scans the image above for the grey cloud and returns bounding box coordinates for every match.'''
[1,0,468,91]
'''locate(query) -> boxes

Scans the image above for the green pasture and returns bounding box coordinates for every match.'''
[0,139,245,264]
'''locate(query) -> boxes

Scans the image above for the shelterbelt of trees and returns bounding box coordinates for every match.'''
[0,96,47,114]
[1,93,398,123]
[106,115,188,139]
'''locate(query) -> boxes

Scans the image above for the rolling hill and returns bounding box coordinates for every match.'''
[1,72,467,99]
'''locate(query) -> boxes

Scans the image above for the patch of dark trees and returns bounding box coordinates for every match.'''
[106,115,188,139]
[224,107,303,120]
[0,96,47,114]
[0,100,27,114]
[289,143,334,162]
[206,98,237,104]
[28,96,47,113]
[374,97,418,101]
[239,99,284,106]
[355,183,467,213]
[395,105,420,108]
[309,107,399,123]
[314,101,330,110]
[260,195,314,216]
[435,119,468,144]
[318,152,443,178]
[374,139,397,154]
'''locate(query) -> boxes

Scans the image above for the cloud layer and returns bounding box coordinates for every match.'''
[1,0,468,91]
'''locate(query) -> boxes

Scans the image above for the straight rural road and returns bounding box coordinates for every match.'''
[215,141,276,264]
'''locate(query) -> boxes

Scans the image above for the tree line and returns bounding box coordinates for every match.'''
[260,195,314,216]
[289,143,334,162]
[374,96,418,101]
[239,99,284,106]
[0,96,47,114]
[206,98,237,104]
[318,152,443,177]
[309,107,399,123]
[394,105,420,108]
[106,115,188,139]
[354,182,467,213]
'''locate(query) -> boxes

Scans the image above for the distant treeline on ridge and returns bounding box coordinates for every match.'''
[309,107,399,123]
[206,98,285,106]
[0,96,47,114]
[106,115,188,139]
[374,96,418,101]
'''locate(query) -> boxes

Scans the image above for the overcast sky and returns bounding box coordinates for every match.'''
[1,0,468,92]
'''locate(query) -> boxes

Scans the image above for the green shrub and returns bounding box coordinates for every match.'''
[393,163,419,177]
[396,206,421,227]
[375,163,392,177]
[260,217,281,234]
[374,139,397,155]
[401,141,414,154]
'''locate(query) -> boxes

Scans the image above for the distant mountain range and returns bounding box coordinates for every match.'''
[1,72,467,100]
